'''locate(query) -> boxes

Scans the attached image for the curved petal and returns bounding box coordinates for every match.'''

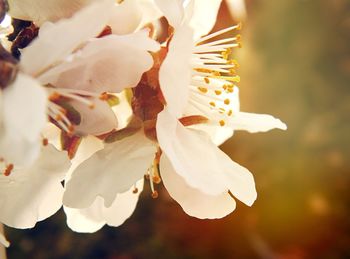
[0,73,47,166]
[189,123,233,146]
[160,155,235,219]
[64,197,105,233]
[159,25,193,117]
[0,145,70,229]
[186,0,222,39]
[39,31,159,93]
[63,132,156,209]
[71,98,118,136]
[154,0,183,28]
[156,108,227,195]
[228,112,287,133]
[20,0,115,76]
[64,179,143,233]
[102,179,143,227]
[157,108,257,206]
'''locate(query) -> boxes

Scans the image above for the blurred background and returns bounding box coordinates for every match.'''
[5,0,350,258]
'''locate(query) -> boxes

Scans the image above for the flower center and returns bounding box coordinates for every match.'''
[189,23,242,127]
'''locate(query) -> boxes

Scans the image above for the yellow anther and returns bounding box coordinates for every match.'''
[212,71,221,77]
[204,77,210,84]
[228,110,233,116]
[219,120,225,126]
[215,90,222,95]
[224,99,230,105]
[237,22,243,31]
[227,88,234,93]
[236,34,242,41]
[198,87,208,93]
[133,188,139,194]
[229,68,236,75]
[209,101,216,107]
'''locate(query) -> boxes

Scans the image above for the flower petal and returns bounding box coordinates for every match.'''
[70,98,118,136]
[0,73,47,166]
[38,31,159,93]
[20,0,115,76]
[109,0,142,35]
[156,108,227,195]
[157,108,257,206]
[8,0,97,25]
[160,155,236,219]
[64,179,143,233]
[154,0,184,28]
[0,145,70,229]
[159,25,193,117]
[228,112,287,133]
[63,132,155,208]
[186,0,222,39]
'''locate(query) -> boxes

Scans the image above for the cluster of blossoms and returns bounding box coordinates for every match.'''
[0,0,286,246]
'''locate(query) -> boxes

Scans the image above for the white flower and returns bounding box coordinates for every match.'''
[19,0,159,136]
[0,144,70,229]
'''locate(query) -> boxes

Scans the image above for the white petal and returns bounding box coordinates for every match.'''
[39,31,159,93]
[189,123,233,146]
[8,0,97,25]
[71,98,118,136]
[64,197,105,233]
[159,25,193,117]
[157,108,257,206]
[156,108,227,195]
[63,132,155,208]
[226,0,247,21]
[154,0,184,28]
[0,73,47,166]
[0,145,70,229]
[228,112,287,133]
[20,0,115,76]
[187,0,222,39]
[102,179,143,227]
[109,0,142,35]
[64,179,143,233]
[160,155,235,219]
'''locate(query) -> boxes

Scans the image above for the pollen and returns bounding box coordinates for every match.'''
[224,99,230,105]
[219,120,226,126]
[215,90,222,95]
[209,101,216,107]
[198,87,208,93]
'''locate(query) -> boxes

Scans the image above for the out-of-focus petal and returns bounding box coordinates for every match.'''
[63,132,155,209]
[154,0,184,28]
[226,0,247,21]
[0,73,47,166]
[159,25,193,117]
[70,98,117,136]
[160,155,236,219]
[0,231,9,248]
[157,108,227,195]
[38,31,159,93]
[8,0,97,25]
[0,145,70,229]
[186,0,222,39]
[228,112,287,133]
[20,0,115,76]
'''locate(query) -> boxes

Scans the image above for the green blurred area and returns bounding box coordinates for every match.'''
[6,0,350,258]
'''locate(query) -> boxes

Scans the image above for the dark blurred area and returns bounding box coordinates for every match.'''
[5,0,350,258]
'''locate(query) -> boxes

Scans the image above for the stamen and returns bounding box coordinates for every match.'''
[4,164,13,176]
